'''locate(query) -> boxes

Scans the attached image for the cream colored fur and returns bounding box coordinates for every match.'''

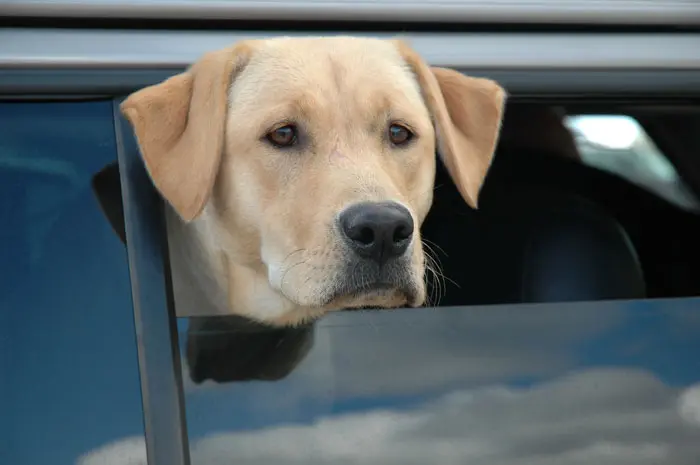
[121,36,506,327]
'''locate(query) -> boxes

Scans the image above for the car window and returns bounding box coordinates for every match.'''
[179,303,700,465]
[0,101,145,465]
[565,114,699,211]
[79,301,700,465]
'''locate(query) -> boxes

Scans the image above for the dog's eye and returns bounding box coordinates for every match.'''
[266,125,298,147]
[388,124,414,146]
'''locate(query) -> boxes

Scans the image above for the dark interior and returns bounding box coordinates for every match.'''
[423,102,700,307]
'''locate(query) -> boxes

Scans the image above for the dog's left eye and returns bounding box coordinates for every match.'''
[266,124,298,148]
[388,123,414,146]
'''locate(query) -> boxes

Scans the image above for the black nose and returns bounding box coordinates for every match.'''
[339,201,414,265]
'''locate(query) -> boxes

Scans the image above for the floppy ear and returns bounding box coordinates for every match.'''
[396,42,506,208]
[120,42,257,221]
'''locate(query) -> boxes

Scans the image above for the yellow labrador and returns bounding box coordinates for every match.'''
[121,36,505,327]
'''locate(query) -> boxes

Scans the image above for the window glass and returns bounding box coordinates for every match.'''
[0,101,145,465]
[180,301,700,464]
[82,301,700,464]
[565,114,699,211]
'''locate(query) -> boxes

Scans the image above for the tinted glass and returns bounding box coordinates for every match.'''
[0,101,145,465]
[85,301,700,464]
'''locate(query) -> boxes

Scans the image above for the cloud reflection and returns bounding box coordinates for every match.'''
[79,367,700,465]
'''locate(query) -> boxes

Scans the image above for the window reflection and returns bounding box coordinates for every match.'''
[185,316,314,384]
[179,302,700,465]
[76,300,700,465]
[0,101,145,465]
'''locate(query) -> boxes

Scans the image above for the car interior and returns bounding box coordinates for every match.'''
[423,101,700,308]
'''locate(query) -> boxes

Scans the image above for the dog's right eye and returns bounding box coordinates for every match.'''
[266,124,298,148]
[388,123,414,146]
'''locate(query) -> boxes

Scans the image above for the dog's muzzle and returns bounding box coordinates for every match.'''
[325,201,419,306]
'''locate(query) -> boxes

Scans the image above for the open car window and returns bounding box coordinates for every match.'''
[76,301,700,465]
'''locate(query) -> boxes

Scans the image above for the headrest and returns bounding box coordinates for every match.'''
[519,193,646,303]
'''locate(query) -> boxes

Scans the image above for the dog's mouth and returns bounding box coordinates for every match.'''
[323,276,420,309]
[336,282,397,300]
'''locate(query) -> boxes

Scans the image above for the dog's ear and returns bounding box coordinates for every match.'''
[395,41,506,208]
[120,42,257,222]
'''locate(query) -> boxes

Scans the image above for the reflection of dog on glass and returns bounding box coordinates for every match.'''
[186,316,314,384]
[117,37,505,327]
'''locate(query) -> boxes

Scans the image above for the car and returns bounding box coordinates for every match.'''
[2,2,700,464]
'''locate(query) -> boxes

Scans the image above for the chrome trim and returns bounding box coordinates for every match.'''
[1,29,699,70]
[1,0,699,25]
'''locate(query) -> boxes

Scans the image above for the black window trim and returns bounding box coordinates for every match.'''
[113,98,192,465]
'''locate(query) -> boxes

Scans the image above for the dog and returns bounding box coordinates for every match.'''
[113,36,505,327]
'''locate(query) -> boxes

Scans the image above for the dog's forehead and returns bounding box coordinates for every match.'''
[229,37,424,108]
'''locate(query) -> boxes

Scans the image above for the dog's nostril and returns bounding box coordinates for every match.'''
[393,223,412,243]
[345,223,376,246]
[339,201,414,265]
[355,226,375,246]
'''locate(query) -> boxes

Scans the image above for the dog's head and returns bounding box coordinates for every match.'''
[121,37,505,325]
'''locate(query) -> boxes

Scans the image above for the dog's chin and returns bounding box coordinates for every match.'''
[263,258,424,326]
[322,280,423,311]
[262,277,423,328]
[314,257,425,310]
